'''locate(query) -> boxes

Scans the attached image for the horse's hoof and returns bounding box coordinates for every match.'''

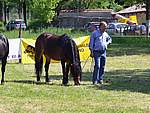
[62,83,68,86]
[1,81,4,85]
[37,79,40,82]
[45,78,50,82]
[62,81,68,86]
[74,82,80,86]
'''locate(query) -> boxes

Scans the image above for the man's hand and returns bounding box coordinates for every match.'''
[89,49,93,58]
[90,52,93,58]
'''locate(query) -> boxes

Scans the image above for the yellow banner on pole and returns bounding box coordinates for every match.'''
[129,15,138,25]
[21,39,36,64]
[21,36,91,64]
[118,18,128,23]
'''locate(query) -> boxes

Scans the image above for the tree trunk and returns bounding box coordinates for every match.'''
[4,1,7,25]
[0,1,3,21]
[23,0,27,26]
[52,0,70,27]
[18,0,22,19]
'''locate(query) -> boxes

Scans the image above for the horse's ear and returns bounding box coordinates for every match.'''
[61,34,69,38]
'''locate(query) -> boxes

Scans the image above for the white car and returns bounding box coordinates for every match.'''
[6,19,26,31]
[107,22,128,35]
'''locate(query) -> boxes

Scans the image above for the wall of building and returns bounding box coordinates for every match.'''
[58,9,114,28]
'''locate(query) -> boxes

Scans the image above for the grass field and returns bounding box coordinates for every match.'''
[2,27,90,39]
[0,36,150,113]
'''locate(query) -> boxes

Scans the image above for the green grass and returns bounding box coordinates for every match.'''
[2,27,90,39]
[0,32,150,112]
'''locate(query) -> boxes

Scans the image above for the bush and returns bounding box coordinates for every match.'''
[0,21,4,32]
[28,20,50,33]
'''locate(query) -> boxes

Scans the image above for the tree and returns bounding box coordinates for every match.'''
[30,0,59,24]
[0,1,3,21]
[115,0,145,7]
[62,0,122,12]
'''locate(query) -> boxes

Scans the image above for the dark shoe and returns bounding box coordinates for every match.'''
[92,81,98,85]
[98,80,103,84]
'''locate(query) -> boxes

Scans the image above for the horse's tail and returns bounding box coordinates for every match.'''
[35,55,43,75]
[35,36,44,79]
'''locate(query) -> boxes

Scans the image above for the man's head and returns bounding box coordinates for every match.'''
[99,21,107,33]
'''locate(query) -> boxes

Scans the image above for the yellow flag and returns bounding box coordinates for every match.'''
[21,36,91,64]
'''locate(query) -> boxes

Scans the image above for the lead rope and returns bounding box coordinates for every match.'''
[81,55,90,70]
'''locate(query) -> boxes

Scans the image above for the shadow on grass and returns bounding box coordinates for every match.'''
[83,69,150,94]
[4,68,150,94]
[5,74,75,86]
[5,80,54,85]
[107,37,150,57]
[107,45,150,57]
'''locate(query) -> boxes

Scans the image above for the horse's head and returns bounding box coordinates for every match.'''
[68,39,82,85]
[70,62,82,85]
[61,34,82,85]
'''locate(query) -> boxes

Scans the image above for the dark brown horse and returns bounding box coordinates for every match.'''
[0,34,9,84]
[35,32,82,85]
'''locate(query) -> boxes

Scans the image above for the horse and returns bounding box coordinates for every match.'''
[0,34,9,84]
[34,32,82,85]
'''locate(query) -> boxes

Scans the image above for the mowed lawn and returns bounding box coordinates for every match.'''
[0,37,150,113]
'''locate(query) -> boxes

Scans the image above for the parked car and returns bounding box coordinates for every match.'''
[123,25,148,35]
[136,25,148,35]
[107,22,128,35]
[84,22,100,32]
[6,19,26,31]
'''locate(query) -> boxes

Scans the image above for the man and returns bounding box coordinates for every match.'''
[89,21,112,84]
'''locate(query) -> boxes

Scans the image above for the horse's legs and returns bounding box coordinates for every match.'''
[74,76,80,85]
[65,63,70,84]
[1,58,7,84]
[35,56,43,82]
[35,61,40,82]
[35,47,43,82]
[61,60,68,85]
[45,58,50,82]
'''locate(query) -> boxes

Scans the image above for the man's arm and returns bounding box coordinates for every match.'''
[89,33,95,57]
[106,34,112,45]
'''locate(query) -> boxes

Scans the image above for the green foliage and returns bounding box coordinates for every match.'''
[2,27,89,39]
[0,21,4,32]
[123,0,145,6]
[28,20,45,32]
[62,0,123,11]
[30,0,60,23]
[89,0,123,11]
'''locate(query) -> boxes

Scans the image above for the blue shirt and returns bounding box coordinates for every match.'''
[89,29,112,51]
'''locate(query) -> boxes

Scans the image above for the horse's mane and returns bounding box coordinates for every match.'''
[62,36,81,77]
[59,34,79,63]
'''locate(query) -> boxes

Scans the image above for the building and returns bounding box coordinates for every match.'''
[117,4,146,25]
[57,9,113,28]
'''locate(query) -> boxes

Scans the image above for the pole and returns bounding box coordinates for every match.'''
[18,23,22,63]
[146,0,150,37]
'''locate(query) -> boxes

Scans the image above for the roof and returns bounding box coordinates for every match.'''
[117,4,146,14]
[60,9,113,13]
